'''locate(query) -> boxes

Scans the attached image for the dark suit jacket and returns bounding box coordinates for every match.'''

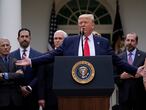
[32,35,137,75]
[10,48,44,100]
[0,56,23,106]
[115,49,146,103]
[39,63,58,108]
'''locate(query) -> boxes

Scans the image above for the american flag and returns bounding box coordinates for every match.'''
[48,1,57,49]
[112,0,124,54]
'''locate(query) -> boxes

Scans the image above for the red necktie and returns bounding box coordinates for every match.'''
[84,37,90,56]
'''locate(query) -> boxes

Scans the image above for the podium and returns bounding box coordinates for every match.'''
[53,56,114,110]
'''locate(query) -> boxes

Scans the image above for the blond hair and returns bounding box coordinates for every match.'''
[78,14,95,22]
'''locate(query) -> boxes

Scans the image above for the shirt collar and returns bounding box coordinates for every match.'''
[127,48,137,56]
[0,55,9,59]
[20,46,30,53]
[83,34,93,41]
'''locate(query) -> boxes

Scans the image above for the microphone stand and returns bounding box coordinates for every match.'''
[80,30,84,56]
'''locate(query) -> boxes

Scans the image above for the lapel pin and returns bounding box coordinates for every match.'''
[97,42,100,45]
[137,54,140,56]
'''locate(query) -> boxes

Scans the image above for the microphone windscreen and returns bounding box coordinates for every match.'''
[80,28,84,36]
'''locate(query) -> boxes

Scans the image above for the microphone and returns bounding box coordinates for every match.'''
[80,28,84,36]
[80,28,84,56]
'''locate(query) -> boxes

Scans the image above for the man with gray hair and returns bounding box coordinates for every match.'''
[53,30,68,49]
[42,30,67,110]
[0,38,24,110]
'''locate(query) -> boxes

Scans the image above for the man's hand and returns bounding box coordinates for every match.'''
[16,69,23,74]
[143,68,146,90]
[135,73,142,78]
[137,65,145,76]
[20,86,31,96]
[143,58,146,90]
[120,72,134,79]
[16,56,31,66]
[38,99,45,108]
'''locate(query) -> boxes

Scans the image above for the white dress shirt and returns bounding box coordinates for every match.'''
[78,34,95,56]
[126,48,137,62]
[20,46,30,58]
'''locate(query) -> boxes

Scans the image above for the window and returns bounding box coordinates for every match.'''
[56,0,113,42]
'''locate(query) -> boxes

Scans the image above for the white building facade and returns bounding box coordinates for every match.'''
[0,0,146,52]
[0,0,146,109]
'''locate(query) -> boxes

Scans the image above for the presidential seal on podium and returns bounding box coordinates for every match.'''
[72,60,95,84]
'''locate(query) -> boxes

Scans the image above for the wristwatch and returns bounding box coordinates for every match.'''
[0,73,3,79]
[26,86,32,92]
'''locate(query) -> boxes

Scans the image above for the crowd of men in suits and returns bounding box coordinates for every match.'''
[0,28,67,110]
[0,14,146,110]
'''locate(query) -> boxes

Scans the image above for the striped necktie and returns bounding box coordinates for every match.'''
[128,52,133,65]
[22,49,27,59]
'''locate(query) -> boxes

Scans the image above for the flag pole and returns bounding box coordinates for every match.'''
[48,0,57,50]
[112,0,124,54]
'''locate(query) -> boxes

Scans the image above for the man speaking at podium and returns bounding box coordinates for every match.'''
[16,14,144,77]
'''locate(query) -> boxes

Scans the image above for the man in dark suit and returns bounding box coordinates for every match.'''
[11,28,45,110]
[40,30,68,110]
[115,32,146,110]
[16,14,144,81]
[0,38,24,110]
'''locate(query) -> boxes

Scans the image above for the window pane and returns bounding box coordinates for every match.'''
[100,15,112,24]
[57,15,67,25]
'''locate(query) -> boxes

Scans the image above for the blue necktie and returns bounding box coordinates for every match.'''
[4,57,7,63]
[3,57,9,71]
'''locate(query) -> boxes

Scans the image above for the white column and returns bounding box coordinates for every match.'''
[0,0,21,51]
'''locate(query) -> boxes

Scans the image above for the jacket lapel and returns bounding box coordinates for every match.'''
[122,52,128,62]
[94,36,99,55]
[94,36,105,55]
[8,57,14,72]
[74,36,80,56]
[0,57,8,72]
[133,50,141,65]
[29,48,33,58]
[14,49,21,60]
